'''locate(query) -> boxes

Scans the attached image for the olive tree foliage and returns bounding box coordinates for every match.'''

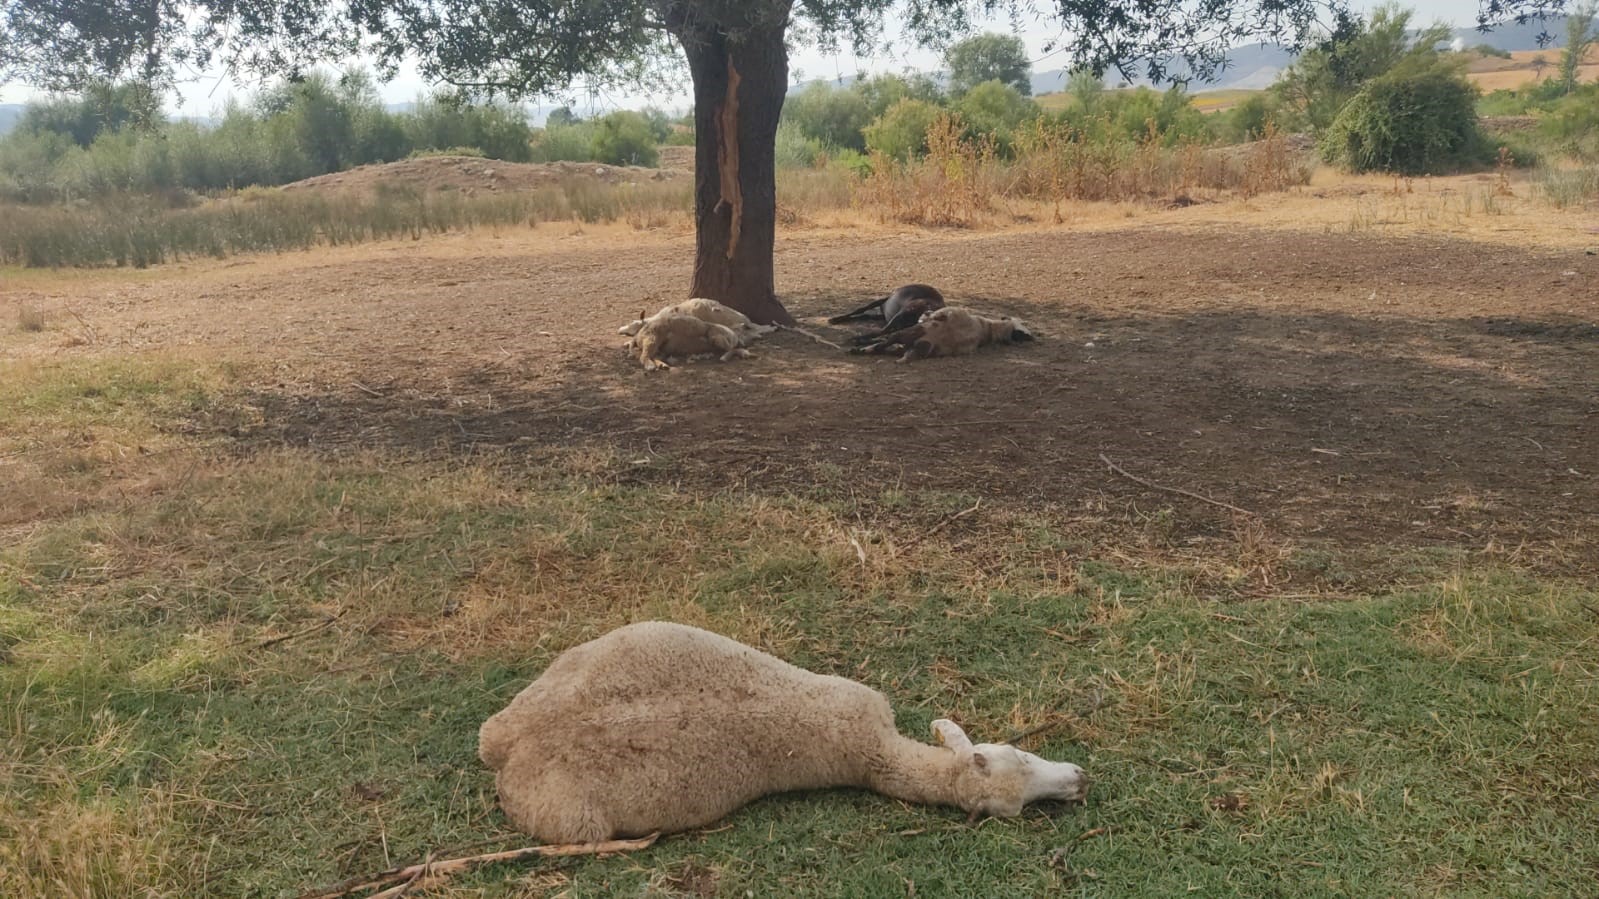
[16,80,164,146]
[944,32,1032,95]
[1272,4,1452,133]
[14,0,1541,321]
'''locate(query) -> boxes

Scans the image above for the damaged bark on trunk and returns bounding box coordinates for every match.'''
[673,17,792,325]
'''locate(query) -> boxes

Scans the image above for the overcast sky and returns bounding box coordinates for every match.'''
[0,1,1479,116]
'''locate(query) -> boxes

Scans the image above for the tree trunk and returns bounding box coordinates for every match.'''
[677,22,793,325]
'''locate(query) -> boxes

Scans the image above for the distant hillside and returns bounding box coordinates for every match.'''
[0,103,24,135]
[792,15,1578,98]
[1454,15,1579,52]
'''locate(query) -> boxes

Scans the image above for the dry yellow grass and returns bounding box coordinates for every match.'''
[1467,47,1599,91]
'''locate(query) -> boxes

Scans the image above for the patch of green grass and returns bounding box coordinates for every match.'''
[3,358,1597,897]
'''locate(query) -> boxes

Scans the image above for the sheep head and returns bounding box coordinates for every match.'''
[932,719,1088,822]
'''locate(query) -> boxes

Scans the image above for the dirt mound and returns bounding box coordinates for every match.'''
[656,146,695,171]
[279,155,686,196]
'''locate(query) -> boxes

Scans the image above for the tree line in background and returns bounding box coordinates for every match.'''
[778,4,1598,176]
[2,3,1597,204]
[0,69,683,202]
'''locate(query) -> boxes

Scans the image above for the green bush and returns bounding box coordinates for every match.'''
[406,94,532,162]
[774,121,826,169]
[1321,66,1487,174]
[640,107,674,143]
[1273,5,1453,133]
[0,72,542,202]
[16,82,164,148]
[0,129,75,201]
[954,80,1039,151]
[944,32,1032,96]
[783,83,871,152]
[852,73,943,120]
[1212,94,1283,143]
[1540,83,1599,160]
[864,99,941,161]
[828,148,873,177]
[590,111,659,167]
[1046,85,1207,146]
[531,123,597,162]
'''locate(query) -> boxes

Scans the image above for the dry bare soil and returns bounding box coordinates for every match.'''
[9,205,1598,573]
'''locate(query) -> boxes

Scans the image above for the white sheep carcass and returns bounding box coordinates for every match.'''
[479,621,1089,843]
[618,297,777,347]
[627,312,754,370]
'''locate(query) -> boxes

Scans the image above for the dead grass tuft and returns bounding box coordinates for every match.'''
[0,784,200,898]
[14,303,47,333]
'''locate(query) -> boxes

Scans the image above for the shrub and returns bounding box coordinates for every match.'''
[783,83,871,152]
[852,73,943,120]
[0,129,75,201]
[864,99,941,161]
[1321,66,1487,174]
[406,93,533,162]
[1540,83,1599,160]
[16,82,165,148]
[590,111,659,167]
[944,32,1032,96]
[828,148,873,177]
[531,123,597,162]
[954,80,1039,152]
[1536,163,1599,208]
[774,121,826,169]
[1213,94,1283,143]
[1273,5,1453,133]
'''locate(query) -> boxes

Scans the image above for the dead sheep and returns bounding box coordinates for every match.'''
[619,297,776,348]
[630,312,753,371]
[479,621,1089,843]
[828,283,947,345]
[850,306,1036,362]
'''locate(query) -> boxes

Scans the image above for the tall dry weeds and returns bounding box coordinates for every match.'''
[857,114,1313,226]
[855,114,1001,227]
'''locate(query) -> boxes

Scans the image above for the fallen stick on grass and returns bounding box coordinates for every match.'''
[779,323,844,351]
[1099,454,1256,517]
[252,609,346,649]
[301,833,659,899]
[892,499,982,556]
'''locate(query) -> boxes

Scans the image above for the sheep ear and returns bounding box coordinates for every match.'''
[972,752,990,772]
[932,719,972,751]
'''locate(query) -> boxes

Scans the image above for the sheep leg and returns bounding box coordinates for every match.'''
[849,339,895,356]
[719,347,755,362]
[851,318,919,345]
[895,339,937,364]
[827,296,887,324]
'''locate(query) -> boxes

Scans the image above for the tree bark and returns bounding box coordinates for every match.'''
[675,20,793,325]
